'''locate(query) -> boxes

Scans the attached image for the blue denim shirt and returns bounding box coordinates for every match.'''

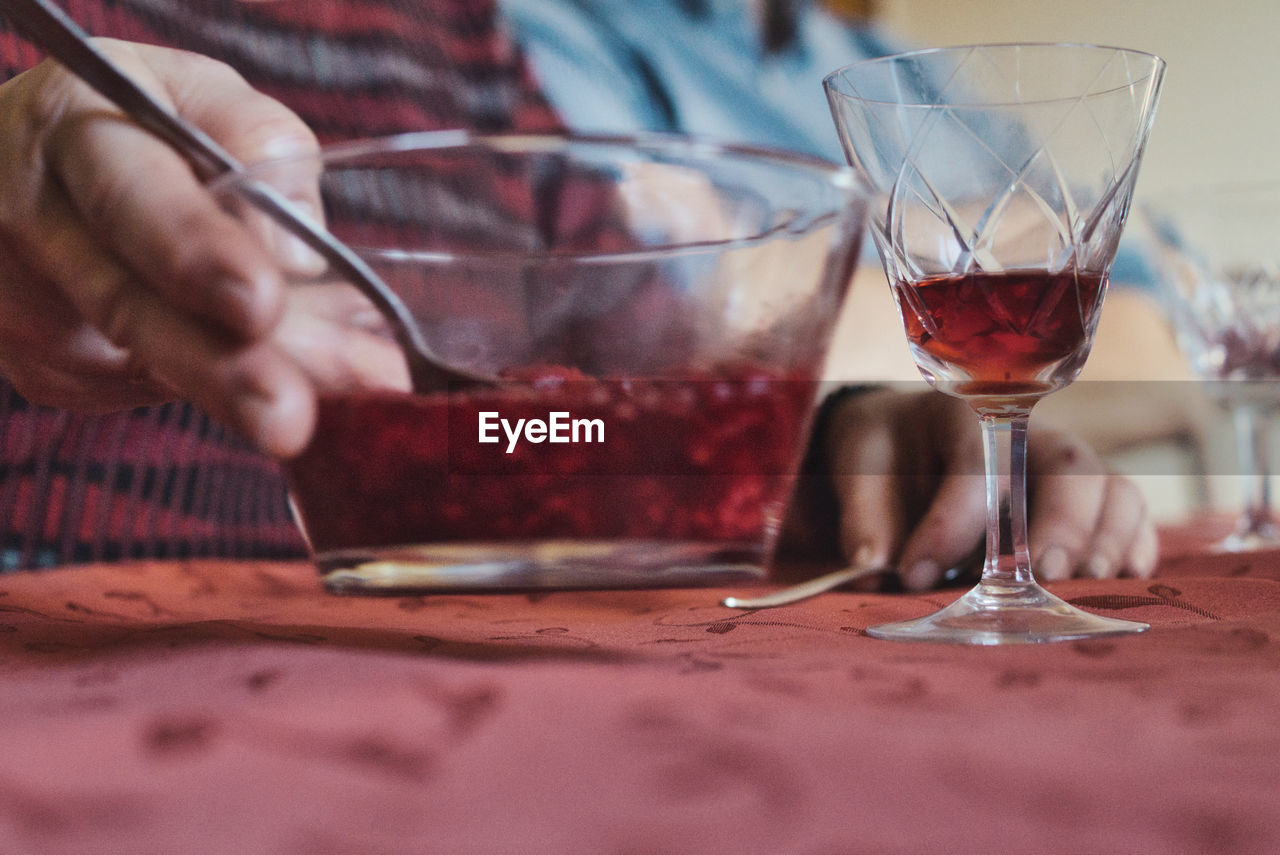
[497,0,1156,287]
[497,0,896,162]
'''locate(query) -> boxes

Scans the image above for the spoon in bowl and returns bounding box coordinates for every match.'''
[1,0,486,392]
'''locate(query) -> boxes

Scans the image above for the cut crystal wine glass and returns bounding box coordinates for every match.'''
[1141,184,1280,552]
[824,44,1165,643]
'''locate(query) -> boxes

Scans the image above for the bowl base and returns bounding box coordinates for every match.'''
[316,540,768,593]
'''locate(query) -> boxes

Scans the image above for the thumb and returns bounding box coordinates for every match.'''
[893,470,986,590]
[833,471,905,572]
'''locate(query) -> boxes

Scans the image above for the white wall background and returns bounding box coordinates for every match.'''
[876,0,1280,196]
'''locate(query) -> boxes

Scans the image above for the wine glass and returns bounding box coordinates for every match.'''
[824,44,1165,643]
[1141,184,1280,552]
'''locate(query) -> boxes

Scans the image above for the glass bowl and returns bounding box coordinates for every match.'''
[209,132,867,591]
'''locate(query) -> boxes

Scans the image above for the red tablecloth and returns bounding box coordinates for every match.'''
[2,522,1279,854]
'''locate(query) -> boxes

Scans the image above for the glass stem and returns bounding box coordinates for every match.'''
[1234,404,1275,536]
[978,409,1034,588]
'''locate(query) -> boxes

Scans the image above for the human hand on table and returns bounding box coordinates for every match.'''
[784,387,1158,590]
[0,39,335,457]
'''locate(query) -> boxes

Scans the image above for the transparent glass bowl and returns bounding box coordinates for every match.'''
[210,132,866,591]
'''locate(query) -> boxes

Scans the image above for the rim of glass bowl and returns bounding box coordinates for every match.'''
[822,42,1166,109]
[205,130,865,265]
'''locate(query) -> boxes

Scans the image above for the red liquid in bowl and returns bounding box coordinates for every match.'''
[285,365,818,565]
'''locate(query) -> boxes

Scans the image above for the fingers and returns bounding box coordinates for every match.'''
[825,388,983,590]
[820,389,1160,592]
[275,285,412,393]
[1028,473,1157,580]
[853,391,986,590]
[1091,477,1158,578]
[21,133,313,455]
[894,469,985,590]
[1025,434,1107,581]
[46,119,283,339]
[144,43,326,274]
[833,473,906,585]
[0,40,324,456]
[42,42,317,340]
[1027,429,1158,581]
[32,206,314,454]
[823,390,910,572]
[146,43,318,168]
[1126,518,1160,579]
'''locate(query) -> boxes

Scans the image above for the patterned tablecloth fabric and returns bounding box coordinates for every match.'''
[1,517,1279,854]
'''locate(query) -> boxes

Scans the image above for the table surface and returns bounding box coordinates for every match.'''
[2,518,1279,855]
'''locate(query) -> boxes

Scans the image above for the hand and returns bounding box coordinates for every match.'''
[782,387,1158,590]
[0,38,321,456]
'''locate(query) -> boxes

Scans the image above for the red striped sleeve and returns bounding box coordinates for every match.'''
[0,0,564,569]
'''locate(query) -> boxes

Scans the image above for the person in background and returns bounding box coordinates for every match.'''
[494,0,1182,579]
[498,0,895,161]
[0,0,1155,587]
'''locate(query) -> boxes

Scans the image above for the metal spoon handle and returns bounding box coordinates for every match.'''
[2,0,461,391]
[721,564,891,609]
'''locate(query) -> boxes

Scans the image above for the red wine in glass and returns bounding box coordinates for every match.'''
[893,269,1106,399]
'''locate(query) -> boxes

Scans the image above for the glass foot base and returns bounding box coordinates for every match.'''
[867,580,1148,645]
[1217,526,1280,553]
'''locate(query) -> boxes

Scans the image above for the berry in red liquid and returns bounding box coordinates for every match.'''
[893,269,1105,397]
[285,366,818,556]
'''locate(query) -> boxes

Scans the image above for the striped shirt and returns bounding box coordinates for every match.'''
[0,0,562,568]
